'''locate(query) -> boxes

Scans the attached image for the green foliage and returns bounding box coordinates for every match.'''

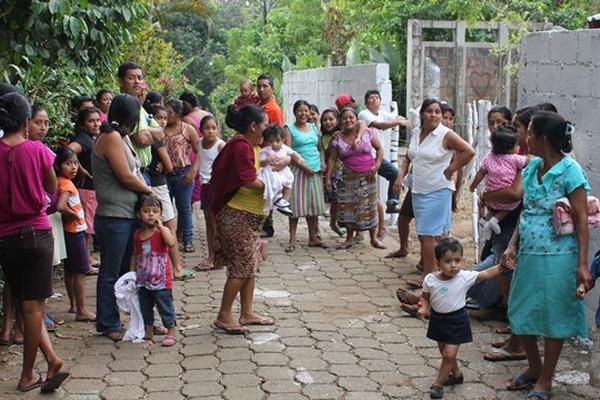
[0,0,148,142]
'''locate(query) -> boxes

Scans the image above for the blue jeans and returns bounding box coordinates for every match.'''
[378,159,399,202]
[166,167,194,245]
[95,216,136,333]
[138,288,176,328]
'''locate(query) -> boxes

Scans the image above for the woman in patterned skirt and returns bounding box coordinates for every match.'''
[326,107,385,250]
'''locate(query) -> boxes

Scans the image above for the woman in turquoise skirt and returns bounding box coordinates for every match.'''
[503,111,593,400]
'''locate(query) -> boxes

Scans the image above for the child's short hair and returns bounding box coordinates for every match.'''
[135,194,163,213]
[488,106,512,122]
[441,102,455,116]
[262,124,284,143]
[149,104,167,116]
[240,79,253,88]
[491,126,518,155]
[435,237,463,260]
[53,146,77,175]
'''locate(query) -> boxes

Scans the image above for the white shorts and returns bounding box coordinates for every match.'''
[152,184,175,222]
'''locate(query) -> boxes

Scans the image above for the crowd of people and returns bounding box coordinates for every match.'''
[0,59,597,400]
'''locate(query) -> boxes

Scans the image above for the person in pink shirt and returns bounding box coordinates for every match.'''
[326,107,385,250]
[0,92,68,393]
[95,89,113,123]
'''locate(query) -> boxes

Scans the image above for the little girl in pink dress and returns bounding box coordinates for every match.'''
[469,126,528,239]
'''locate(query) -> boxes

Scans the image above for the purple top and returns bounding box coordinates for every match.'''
[0,140,55,238]
[331,128,375,173]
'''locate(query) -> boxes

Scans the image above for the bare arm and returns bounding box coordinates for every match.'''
[43,166,58,194]
[416,292,431,321]
[56,191,80,220]
[101,132,153,194]
[370,134,384,173]
[291,152,310,172]
[130,129,153,147]
[156,145,173,174]
[469,168,487,192]
[130,251,136,272]
[569,186,593,292]
[283,126,292,147]
[443,131,475,179]
[68,142,83,154]
[393,156,412,194]
[369,116,411,131]
[158,224,176,248]
[243,178,265,192]
[475,264,512,283]
[325,147,339,191]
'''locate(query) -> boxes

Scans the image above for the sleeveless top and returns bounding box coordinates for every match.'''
[286,122,321,171]
[331,128,376,173]
[199,138,225,184]
[92,133,140,219]
[164,122,192,170]
[407,123,455,194]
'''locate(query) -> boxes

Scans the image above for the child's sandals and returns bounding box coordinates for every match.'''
[161,335,177,347]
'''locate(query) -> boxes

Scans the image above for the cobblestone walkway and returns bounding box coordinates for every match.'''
[1,214,599,399]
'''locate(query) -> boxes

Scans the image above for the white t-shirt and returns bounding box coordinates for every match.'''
[258,144,294,162]
[358,108,396,142]
[422,270,478,313]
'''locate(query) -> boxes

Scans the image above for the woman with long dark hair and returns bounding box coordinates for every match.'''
[92,94,153,341]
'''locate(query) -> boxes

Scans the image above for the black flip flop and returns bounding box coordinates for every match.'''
[213,321,248,335]
[17,371,44,392]
[41,371,69,393]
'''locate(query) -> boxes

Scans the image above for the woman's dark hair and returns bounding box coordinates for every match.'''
[309,104,319,115]
[0,83,19,96]
[530,111,573,153]
[31,104,47,119]
[434,237,463,260]
[292,100,310,115]
[419,98,443,126]
[225,104,265,133]
[53,145,77,175]
[441,102,455,116]
[0,92,31,134]
[143,91,163,114]
[149,104,167,116]
[179,91,199,108]
[488,106,512,122]
[340,106,357,118]
[135,194,163,213]
[364,89,381,104]
[513,106,534,128]
[100,94,140,137]
[77,107,101,128]
[320,108,339,135]
[533,102,557,113]
[95,89,112,103]
[491,126,518,155]
[165,98,184,117]
[262,124,284,143]
[200,115,218,130]
[71,95,92,110]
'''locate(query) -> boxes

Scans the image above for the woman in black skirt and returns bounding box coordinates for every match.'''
[417,238,511,399]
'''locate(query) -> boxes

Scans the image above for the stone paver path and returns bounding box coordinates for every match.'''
[1,213,599,399]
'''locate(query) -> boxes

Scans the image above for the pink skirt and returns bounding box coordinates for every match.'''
[79,189,97,235]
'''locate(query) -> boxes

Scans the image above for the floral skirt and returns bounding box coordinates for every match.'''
[337,167,378,231]
[214,206,265,279]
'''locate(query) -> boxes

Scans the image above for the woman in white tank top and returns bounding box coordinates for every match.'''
[395,99,474,287]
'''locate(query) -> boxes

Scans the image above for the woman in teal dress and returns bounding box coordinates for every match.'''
[284,100,327,251]
[503,111,593,400]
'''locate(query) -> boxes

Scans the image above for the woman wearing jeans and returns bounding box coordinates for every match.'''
[92,94,153,341]
[163,98,201,253]
[0,92,67,392]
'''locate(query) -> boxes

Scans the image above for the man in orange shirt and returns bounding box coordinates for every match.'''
[257,74,284,127]
[257,73,283,237]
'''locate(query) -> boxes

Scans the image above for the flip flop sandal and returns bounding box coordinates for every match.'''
[153,326,168,336]
[330,225,346,237]
[240,317,275,326]
[495,326,512,335]
[491,339,510,348]
[41,371,69,393]
[506,371,537,390]
[396,289,419,305]
[526,389,551,399]
[17,371,45,392]
[400,303,420,317]
[285,244,295,252]
[308,242,329,249]
[444,373,464,386]
[44,317,58,332]
[183,244,196,253]
[161,335,177,347]
[384,250,408,258]
[485,348,528,363]
[213,321,248,335]
[102,331,123,342]
[174,269,195,281]
[46,312,64,325]
[75,316,96,323]
[406,279,423,289]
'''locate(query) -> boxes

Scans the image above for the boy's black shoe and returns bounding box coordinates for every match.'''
[430,384,444,399]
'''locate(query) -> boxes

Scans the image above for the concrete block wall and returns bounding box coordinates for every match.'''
[282,64,395,202]
[518,29,600,326]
